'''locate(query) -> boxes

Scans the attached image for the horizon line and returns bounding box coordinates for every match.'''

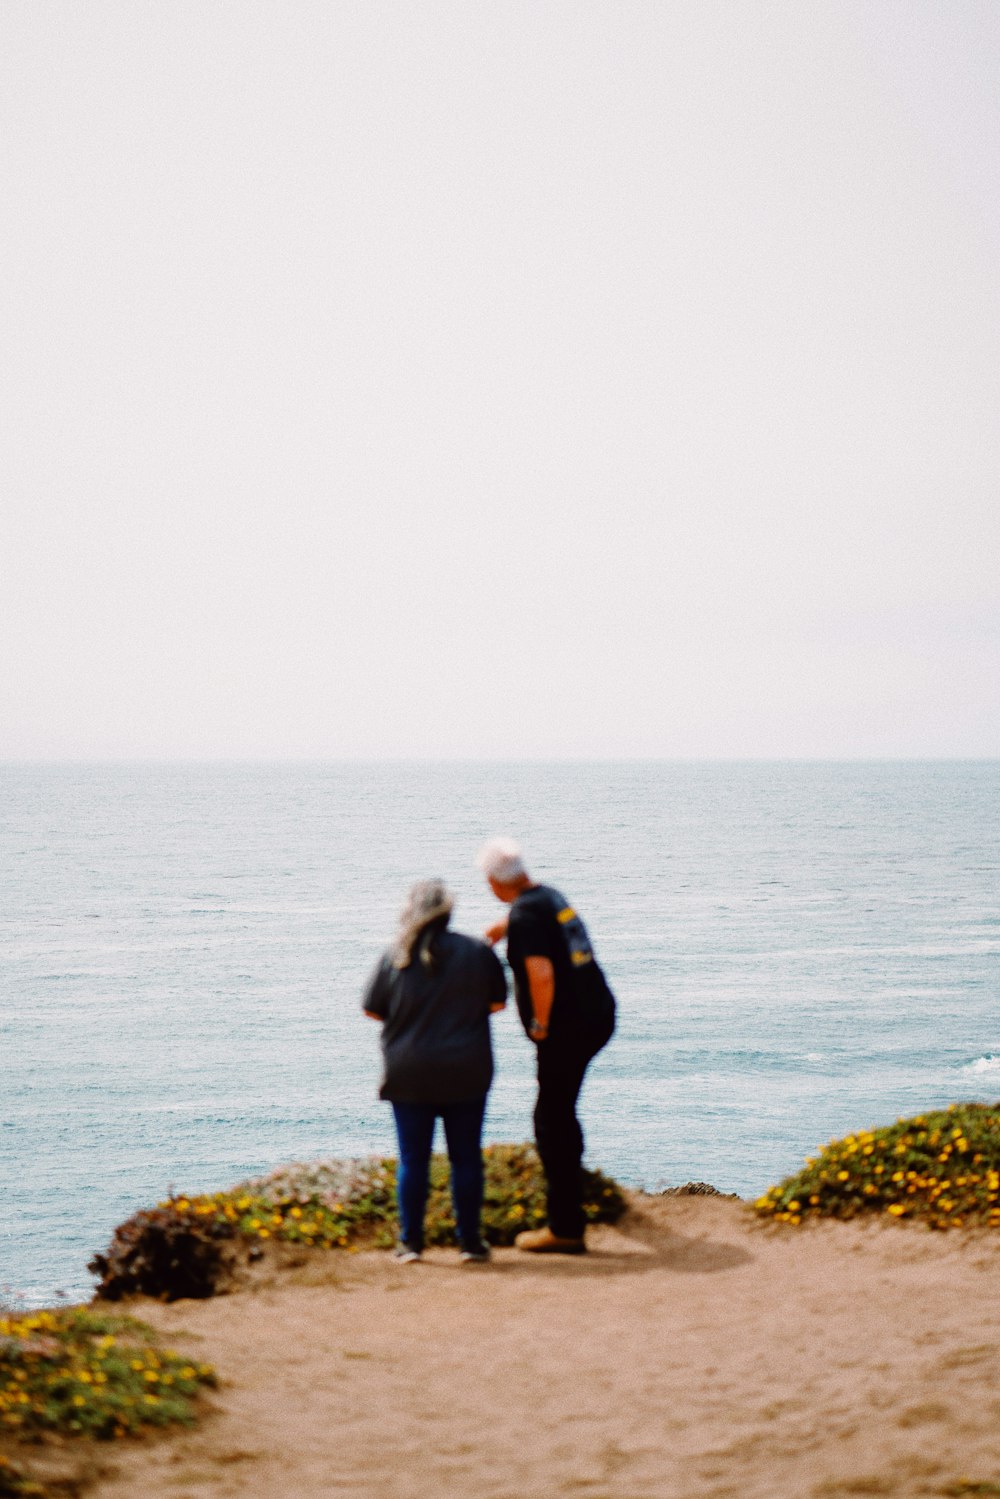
[3,755,998,767]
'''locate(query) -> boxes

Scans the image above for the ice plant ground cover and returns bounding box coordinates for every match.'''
[223,1143,626,1247]
[755,1103,1000,1228]
[0,1307,215,1441]
[90,1144,627,1300]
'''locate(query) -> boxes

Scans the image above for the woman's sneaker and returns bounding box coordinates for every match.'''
[459,1244,491,1263]
[392,1244,422,1263]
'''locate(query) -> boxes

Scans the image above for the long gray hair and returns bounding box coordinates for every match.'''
[392,878,454,971]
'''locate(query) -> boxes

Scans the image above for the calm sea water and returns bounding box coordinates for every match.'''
[3,761,999,1306]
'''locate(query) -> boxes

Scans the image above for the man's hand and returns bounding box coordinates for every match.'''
[484,916,509,946]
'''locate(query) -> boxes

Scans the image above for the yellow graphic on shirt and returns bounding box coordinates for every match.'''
[555,903,594,966]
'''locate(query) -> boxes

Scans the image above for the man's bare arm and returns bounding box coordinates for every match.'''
[524,955,555,1039]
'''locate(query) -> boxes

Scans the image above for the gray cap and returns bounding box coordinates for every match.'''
[393,878,453,968]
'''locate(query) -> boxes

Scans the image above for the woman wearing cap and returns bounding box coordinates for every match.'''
[362,880,507,1263]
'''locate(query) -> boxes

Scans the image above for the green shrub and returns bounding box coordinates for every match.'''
[90,1144,627,1299]
[755,1103,1000,1228]
[426,1143,626,1244]
[0,1307,215,1440]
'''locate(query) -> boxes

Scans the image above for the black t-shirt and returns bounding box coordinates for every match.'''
[505,884,616,1046]
[362,929,507,1104]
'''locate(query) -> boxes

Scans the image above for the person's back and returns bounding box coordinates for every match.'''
[370,928,503,1103]
[505,883,616,1049]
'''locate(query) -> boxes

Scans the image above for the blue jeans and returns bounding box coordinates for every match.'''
[391,1096,487,1253]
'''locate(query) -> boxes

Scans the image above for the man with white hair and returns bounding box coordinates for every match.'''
[478,839,616,1253]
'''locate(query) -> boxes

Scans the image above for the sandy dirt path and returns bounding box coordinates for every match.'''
[67,1195,1000,1498]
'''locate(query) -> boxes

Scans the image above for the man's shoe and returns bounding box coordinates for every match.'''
[459,1244,491,1263]
[392,1244,423,1263]
[514,1227,586,1255]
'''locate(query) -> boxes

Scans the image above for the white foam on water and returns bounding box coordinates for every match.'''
[963,1055,1000,1076]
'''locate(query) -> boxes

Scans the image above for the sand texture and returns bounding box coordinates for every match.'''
[35,1194,1000,1498]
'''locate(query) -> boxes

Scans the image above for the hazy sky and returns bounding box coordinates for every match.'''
[3,2,998,759]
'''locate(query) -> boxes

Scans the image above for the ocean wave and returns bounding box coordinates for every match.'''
[963,1055,1000,1076]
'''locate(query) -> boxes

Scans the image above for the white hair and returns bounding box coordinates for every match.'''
[476,837,527,884]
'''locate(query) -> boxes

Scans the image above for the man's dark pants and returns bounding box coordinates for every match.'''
[534,1021,612,1240]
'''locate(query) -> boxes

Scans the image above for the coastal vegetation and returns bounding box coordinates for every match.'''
[755,1102,1000,1229]
[90,1143,627,1300]
[0,1306,215,1441]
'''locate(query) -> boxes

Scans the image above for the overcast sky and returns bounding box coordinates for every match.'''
[2,1,998,759]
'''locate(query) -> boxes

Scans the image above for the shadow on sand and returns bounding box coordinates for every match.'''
[406,1202,754,1280]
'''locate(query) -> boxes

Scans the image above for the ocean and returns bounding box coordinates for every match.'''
[3,760,999,1307]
